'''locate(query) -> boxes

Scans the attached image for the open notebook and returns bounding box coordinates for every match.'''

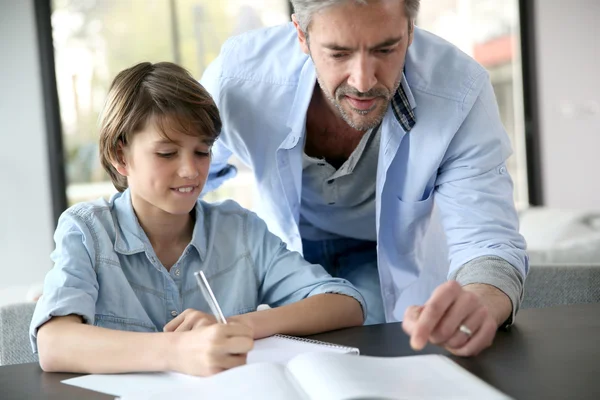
[118,353,512,400]
[62,334,359,397]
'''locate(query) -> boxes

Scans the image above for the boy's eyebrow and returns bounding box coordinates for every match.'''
[322,36,404,52]
[153,138,214,146]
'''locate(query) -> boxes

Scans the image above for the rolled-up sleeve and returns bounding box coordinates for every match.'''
[436,73,528,284]
[248,212,367,319]
[29,212,99,353]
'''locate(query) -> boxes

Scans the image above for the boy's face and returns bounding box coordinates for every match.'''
[115,119,212,218]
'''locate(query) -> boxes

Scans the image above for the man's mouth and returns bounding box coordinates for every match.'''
[345,96,378,111]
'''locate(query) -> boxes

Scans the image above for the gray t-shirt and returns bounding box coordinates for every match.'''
[299,125,380,241]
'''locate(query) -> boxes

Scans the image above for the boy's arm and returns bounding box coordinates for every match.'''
[37,315,170,373]
[33,211,252,376]
[38,315,252,375]
[238,212,366,338]
[232,293,363,339]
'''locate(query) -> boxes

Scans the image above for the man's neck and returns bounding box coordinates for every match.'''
[305,85,366,162]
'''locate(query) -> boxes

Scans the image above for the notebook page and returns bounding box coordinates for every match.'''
[62,334,348,396]
[117,363,308,400]
[287,353,513,400]
[248,335,358,364]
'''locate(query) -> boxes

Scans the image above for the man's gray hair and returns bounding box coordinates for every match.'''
[291,0,420,33]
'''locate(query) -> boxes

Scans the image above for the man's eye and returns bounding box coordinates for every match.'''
[378,48,394,54]
[331,53,349,59]
[157,152,175,158]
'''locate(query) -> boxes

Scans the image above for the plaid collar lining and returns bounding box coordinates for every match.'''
[391,82,417,132]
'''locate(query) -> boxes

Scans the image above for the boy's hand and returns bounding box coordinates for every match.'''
[170,322,254,376]
[164,308,217,332]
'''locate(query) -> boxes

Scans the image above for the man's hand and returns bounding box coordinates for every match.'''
[402,281,512,357]
[164,309,218,332]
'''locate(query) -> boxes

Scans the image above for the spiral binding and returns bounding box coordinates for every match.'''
[274,334,360,354]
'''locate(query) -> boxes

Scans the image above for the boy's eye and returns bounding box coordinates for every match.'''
[195,151,210,157]
[156,152,175,158]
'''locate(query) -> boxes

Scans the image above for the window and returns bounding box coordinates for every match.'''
[418,0,529,209]
[51,0,291,209]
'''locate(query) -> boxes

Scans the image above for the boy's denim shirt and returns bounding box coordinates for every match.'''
[29,190,366,352]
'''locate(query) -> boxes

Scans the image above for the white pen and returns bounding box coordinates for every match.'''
[194,270,228,324]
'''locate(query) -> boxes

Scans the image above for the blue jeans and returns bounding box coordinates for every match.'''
[302,238,385,325]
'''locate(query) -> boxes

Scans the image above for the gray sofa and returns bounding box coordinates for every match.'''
[522,263,600,308]
[0,302,37,366]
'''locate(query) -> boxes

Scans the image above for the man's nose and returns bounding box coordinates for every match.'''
[347,55,377,94]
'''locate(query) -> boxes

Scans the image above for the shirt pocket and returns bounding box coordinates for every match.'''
[94,314,157,332]
[391,188,435,256]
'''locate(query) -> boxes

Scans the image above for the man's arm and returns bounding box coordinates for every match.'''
[403,71,527,356]
[199,54,237,195]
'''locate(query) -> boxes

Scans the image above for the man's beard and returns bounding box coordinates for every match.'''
[315,73,403,131]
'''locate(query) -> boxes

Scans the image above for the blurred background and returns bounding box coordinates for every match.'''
[1,0,599,305]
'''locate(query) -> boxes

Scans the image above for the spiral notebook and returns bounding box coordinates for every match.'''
[62,334,360,397]
[248,334,359,364]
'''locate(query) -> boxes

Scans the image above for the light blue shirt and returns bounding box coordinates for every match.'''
[201,23,528,322]
[29,190,366,352]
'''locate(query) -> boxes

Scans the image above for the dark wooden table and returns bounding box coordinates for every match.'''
[1,303,599,400]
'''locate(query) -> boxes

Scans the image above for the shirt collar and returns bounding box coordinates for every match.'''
[112,189,207,261]
[392,73,417,132]
[286,59,418,137]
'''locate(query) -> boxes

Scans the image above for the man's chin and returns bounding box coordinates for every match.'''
[343,114,385,131]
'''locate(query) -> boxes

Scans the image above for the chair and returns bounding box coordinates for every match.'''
[522,264,600,308]
[0,302,38,366]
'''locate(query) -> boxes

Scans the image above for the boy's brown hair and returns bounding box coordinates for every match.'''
[99,62,222,192]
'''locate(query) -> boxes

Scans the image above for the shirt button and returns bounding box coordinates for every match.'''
[171,310,178,317]
[499,166,507,174]
[174,269,181,277]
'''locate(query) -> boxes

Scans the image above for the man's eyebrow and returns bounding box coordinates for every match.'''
[322,36,404,52]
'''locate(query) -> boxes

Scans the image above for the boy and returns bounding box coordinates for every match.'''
[30,62,365,377]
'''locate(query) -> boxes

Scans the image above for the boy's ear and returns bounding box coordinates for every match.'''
[292,14,310,55]
[111,142,129,177]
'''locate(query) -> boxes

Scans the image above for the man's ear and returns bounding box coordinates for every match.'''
[111,142,129,177]
[292,14,310,55]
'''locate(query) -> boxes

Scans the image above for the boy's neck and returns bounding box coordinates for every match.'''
[133,207,195,252]
[143,214,195,251]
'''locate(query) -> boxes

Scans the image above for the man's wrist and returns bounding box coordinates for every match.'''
[462,283,512,327]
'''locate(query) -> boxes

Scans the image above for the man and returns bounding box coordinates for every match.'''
[201,0,528,357]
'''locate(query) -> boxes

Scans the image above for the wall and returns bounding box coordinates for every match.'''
[534,0,600,209]
[0,0,54,303]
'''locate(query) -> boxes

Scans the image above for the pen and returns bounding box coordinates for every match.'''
[194,270,228,324]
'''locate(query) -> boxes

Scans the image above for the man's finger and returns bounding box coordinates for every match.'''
[447,317,497,357]
[429,291,478,345]
[411,281,462,350]
[443,305,487,349]
[402,305,424,335]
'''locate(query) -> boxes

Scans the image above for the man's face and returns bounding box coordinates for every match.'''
[296,0,413,131]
